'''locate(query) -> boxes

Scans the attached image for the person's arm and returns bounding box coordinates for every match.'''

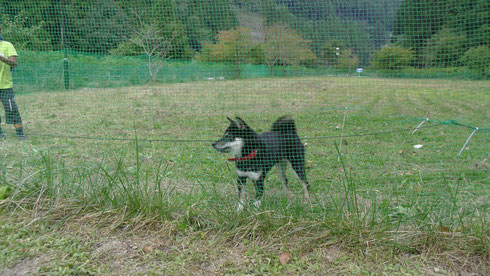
[0,55,17,67]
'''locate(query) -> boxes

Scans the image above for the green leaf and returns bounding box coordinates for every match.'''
[0,185,12,200]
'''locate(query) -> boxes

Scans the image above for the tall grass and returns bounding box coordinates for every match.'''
[3,134,487,257]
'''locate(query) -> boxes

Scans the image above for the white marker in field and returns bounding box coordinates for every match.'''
[458,127,479,156]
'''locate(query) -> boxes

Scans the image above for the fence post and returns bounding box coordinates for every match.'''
[62,0,69,89]
[458,127,479,156]
[411,118,429,134]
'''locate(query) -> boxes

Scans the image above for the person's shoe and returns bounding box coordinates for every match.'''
[18,134,28,141]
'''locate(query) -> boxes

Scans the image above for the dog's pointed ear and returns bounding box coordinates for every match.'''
[227,117,235,125]
[235,117,249,129]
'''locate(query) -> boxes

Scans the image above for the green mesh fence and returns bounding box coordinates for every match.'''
[0,0,488,238]
[1,0,486,93]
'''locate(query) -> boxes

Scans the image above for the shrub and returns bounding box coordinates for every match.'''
[370,46,414,70]
[109,41,142,56]
[426,27,466,67]
[462,46,490,79]
[320,40,347,67]
[336,48,359,70]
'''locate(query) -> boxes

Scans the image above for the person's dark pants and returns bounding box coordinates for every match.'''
[0,88,22,124]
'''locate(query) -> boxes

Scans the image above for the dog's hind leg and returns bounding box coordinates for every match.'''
[236,176,247,212]
[276,160,289,190]
[290,159,310,199]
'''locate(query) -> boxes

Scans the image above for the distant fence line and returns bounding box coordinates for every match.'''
[13,51,484,94]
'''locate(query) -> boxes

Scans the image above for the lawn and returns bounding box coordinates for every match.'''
[1,76,489,274]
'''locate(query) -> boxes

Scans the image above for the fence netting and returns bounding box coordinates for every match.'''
[0,0,488,227]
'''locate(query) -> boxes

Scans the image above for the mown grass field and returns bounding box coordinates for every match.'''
[1,76,489,275]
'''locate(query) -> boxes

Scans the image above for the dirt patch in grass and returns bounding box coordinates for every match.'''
[2,255,52,276]
[1,208,488,275]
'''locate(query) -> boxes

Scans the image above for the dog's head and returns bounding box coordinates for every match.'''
[212,117,253,156]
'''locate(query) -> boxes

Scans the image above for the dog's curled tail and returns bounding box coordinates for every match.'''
[271,116,297,134]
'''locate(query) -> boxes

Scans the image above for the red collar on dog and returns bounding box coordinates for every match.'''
[228,150,257,162]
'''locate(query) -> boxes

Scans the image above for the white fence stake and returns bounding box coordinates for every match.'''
[458,127,479,156]
[411,118,429,135]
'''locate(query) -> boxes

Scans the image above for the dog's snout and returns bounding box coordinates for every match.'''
[212,140,221,150]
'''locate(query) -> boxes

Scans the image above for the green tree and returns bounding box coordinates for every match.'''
[177,0,238,52]
[118,0,192,59]
[255,0,401,66]
[462,46,490,79]
[130,23,176,81]
[260,0,294,27]
[320,40,358,70]
[1,12,52,51]
[63,0,129,53]
[262,24,316,76]
[320,39,346,67]
[425,27,466,67]
[391,0,447,67]
[392,0,489,68]
[306,18,372,66]
[336,49,359,71]
[370,46,414,70]
[198,27,255,78]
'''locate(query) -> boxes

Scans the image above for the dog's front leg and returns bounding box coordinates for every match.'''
[253,177,266,209]
[236,176,247,211]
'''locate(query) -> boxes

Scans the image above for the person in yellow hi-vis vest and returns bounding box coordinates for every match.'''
[0,25,27,140]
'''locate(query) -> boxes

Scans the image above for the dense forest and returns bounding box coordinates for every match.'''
[0,0,487,73]
[0,1,400,62]
[392,0,489,68]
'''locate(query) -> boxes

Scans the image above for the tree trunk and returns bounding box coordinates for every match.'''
[148,55,154,81]
[235,60,240,78]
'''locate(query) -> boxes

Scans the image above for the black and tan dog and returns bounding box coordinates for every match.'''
[213,116,310,210]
